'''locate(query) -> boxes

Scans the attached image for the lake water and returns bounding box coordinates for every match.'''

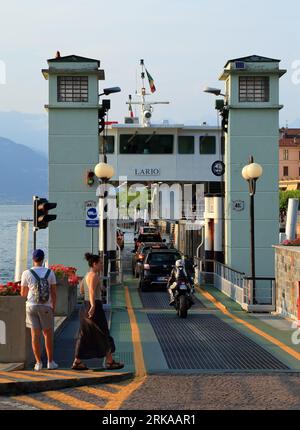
[0,205,48,283]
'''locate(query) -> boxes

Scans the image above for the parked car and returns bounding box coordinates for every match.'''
[132,243,169,278]
[134,233,164,251]
[116,229,124,250]
[139,249,182,291]
[138,226,159,235]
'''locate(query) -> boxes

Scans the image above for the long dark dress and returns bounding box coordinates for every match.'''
[75,275,115,359]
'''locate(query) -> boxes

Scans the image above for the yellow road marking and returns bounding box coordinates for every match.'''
[43,390,100,410]
[197,286,300,362]
[0,372,50,381]
[48,369,115,377]
[107,384,122,391]
[104,377,147,410]
[124,286,147,377]
[34,371,78,380]
[13,395,62,410]
[101,286,148,410]
[0,377,14,383]
[76,386,116,399]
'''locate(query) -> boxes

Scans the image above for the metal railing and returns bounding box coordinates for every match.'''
[243,277,276,307]
[194,258,276,310]
[214,261,245,290]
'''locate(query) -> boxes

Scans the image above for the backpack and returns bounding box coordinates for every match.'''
[30,269,51,304]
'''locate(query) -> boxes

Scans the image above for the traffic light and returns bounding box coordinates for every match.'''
[86,170,95,187]
[34,197,57,230]
[98,100,111,134]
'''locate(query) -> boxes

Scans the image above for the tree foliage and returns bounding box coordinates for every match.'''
[279,191,300,211]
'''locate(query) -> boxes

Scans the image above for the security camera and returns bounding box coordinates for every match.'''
[144,110,152,119]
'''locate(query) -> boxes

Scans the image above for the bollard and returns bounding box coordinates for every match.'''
[286,198,299,241]
[14,220,30,282]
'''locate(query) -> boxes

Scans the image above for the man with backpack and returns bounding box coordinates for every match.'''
[21,249,58,371]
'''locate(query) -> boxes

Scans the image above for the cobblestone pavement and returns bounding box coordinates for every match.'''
[121,374,300,410]
[1,374,300,410]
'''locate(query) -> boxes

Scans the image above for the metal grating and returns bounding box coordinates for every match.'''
[147,314,289,371]
[140,292,206,310]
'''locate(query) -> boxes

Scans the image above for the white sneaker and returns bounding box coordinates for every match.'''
[47,361,59,370]
[34,362,43,372]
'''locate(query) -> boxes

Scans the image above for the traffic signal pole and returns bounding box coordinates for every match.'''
[33,195,57,251]
[33,196,38,251]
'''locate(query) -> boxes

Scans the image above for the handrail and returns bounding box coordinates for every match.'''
[196,225,205,259]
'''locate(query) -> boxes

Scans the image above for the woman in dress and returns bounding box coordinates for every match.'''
[72,253,124,370]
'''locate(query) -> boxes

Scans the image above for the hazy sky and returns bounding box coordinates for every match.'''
[1,0,300,126]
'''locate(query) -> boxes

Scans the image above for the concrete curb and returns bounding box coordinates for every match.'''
[0,363,24,372]
[0,371,134,396]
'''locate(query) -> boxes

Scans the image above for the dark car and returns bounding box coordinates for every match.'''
[132,242,169,278]
[139,249,182,291]
[134,233,164,251]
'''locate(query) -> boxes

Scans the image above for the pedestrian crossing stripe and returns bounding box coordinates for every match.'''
[76,386,119,399]
[13,378,147,410]
[0,370,121,384]
[13,395,62,410]
[42,390,101,410]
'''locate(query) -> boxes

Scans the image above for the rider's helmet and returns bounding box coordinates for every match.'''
[175,259,184,268]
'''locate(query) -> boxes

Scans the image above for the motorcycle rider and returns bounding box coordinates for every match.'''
[183,255,196,290]
[167,259,190,306]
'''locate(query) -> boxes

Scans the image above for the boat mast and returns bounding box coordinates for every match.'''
[126,59,169,127]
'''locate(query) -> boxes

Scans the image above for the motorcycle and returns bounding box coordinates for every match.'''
[170,279,195,319]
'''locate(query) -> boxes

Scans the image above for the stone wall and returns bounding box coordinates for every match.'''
[274,245,300,320]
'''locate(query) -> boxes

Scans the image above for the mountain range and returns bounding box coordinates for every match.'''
[0,137,48,204]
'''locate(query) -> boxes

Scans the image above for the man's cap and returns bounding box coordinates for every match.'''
[32,249,45,260]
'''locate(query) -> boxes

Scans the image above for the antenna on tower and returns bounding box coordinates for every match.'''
[125,60,170,127]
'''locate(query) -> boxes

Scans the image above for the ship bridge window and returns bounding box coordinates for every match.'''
[57,76,88,102]
[120,134,173,154]
[200,136,216,154]
[178,136,194,154]
[100,136,115,154]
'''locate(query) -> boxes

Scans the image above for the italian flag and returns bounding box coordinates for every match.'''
[146,69,156,93]
[128,103,134,118]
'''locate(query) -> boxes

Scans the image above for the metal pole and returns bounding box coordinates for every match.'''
[33,228,37,252]
[91,228,94,254]
[250,189,256,304]
[33,195,38,251]
[103,183,108,291]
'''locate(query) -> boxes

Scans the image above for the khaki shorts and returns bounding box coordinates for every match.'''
[26,305,54,331]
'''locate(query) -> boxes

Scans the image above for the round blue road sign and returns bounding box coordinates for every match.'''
[87,208,98,219]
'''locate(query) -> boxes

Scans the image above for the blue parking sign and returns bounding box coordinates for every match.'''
[86,205,99,227]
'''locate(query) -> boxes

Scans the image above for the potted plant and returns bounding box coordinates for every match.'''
[282,238,300,246]
[50,265,79,316]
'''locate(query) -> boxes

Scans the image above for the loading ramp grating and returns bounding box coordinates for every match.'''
[147,313,290,371]
[139,291,206,310]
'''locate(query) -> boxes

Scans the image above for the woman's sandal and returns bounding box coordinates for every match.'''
[71,361,89,371]
[105,360,124,370]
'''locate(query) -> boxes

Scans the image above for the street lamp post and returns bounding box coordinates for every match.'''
[94,162,115,290]
[242,156,263,304]
[95,87,120,292]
